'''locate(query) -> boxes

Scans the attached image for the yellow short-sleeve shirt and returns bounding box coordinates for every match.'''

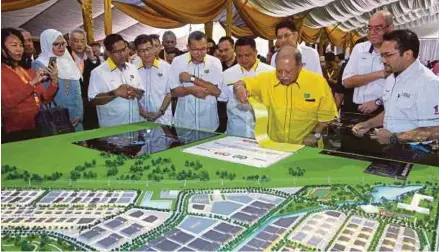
[243,69,338,144]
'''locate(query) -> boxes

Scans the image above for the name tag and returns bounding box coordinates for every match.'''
[305,99,316,102]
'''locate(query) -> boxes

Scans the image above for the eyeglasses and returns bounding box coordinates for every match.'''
[190,47,207,53]
[276,32,294,40]
[111,46,127,55]
[52,42,67,48]
[380,52,398,59]
[367,25,389,33]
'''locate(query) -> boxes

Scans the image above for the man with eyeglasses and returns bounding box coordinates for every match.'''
[342,11,393,115]
[352,30,439,144]
[234,45,337,147]
[135,34,173,125]
[168,31,223,132]
[88,34,145,128]
[270,21,322,76]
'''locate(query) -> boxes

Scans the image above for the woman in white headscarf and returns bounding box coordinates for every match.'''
[33,29,84,131]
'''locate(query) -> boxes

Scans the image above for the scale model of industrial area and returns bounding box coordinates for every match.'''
[1,125,438,251]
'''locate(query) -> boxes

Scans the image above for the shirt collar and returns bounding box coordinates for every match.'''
[394,59,421,82]
[187,53,206,63]
[138,58,160,69]
[106,58,126,72]
[240,59,259,73]
[368,44,374,54]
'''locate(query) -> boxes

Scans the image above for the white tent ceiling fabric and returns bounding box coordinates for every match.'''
[1,0,438,41]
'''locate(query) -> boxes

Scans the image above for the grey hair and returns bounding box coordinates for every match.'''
[375,10,393,26]
[187,31,206,44]
[275,46,302,66]
[69,28,86,39]
[162,31,176,40]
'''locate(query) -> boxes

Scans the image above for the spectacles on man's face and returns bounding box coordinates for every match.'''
[137,47,154,54]
[52,41,67,48]
[368,25,389,33]
[380,52,398,59]
[111,46,127,55]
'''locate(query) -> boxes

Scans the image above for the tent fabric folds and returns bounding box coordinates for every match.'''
[1,0,438,45]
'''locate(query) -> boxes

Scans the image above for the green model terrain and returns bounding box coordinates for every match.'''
[1,122,439,200]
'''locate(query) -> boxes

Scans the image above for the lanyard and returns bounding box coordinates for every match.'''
[6,65,41,107]
[326,69,335,79]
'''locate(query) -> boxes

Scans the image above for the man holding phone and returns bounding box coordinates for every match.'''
[88,34,145,128]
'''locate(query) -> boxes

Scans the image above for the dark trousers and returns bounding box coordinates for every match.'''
[216,101,227,133]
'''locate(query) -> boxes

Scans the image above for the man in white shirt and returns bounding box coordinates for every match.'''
[353,30,439,144]
[342,11,393,114]
[271,20,322,75]
[168,31,223,132]
[88,34,145,128]
[220,37,273,138]
[134,34,173,125]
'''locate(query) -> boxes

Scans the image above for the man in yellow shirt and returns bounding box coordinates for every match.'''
[233,45,338,146]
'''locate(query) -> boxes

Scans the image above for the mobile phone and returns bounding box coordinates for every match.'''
[49,57,57,67]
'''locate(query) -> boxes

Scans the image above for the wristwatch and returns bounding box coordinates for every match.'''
[159,109,165,115]
[375,98,383,106]
[109,90,116,97]
[190,76,196,82]
[313,132,322,139]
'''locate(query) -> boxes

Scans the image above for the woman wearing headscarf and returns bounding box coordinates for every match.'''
[1,27,58,143]
[33,29,84,131]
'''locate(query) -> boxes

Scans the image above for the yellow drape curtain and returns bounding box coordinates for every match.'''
[300,26,323,44]
[142,0,226,24]
[219,23,256,38]
[325,26,349,47]
[232,0,289,39]
[113,2,184,29]
[1,0,49,12]
[81,0,94,43]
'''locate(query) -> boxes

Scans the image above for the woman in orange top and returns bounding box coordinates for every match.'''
[1,28,59,143]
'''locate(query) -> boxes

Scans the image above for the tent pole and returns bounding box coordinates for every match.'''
[226,0,233,37]
[81,0,94,43]
[205,21,213,39]
[104,0,112,35]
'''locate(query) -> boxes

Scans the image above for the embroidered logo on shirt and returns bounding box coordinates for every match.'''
[158,72,163,77]
[434,105,439,115]
[204,69,210,74]
[402,92,411,98]
[130,75,134,79]
[304,93,311,99]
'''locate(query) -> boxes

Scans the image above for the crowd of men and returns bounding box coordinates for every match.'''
[3,10,439,146]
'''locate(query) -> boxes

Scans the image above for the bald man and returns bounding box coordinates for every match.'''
[233,45,338,146]
[342,10,393,114]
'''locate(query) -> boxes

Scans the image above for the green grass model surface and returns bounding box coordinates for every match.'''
[1,122,439,251]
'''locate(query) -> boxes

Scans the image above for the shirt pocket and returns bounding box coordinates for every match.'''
[396,95,416,109]
[358,55,374,74]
